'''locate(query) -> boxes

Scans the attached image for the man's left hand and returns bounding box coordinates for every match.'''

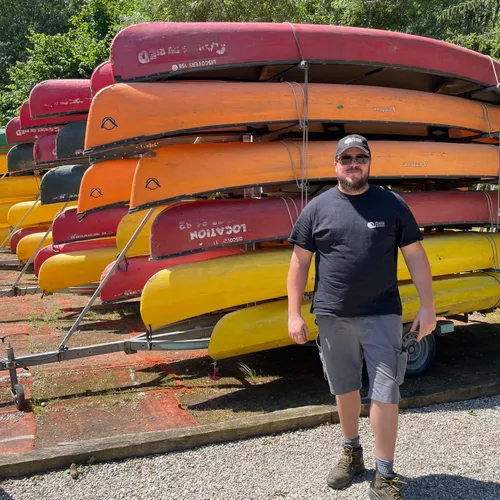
[411,307,437,341]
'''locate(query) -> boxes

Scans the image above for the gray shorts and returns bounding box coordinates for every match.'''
[315,314,407,404]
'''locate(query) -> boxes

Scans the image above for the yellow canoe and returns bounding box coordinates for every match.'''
[0,224,11,245]
[0,198,38,224]
[0,153,7,174]
[16,231,53,262]
[8,200,77,229]
[0,175,42,199]
[38,246,118,293]
[140,232,500,332]
[116,207,164,257]
[208,271,500,359]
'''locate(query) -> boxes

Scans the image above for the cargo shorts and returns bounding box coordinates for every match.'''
[315,314,407,404]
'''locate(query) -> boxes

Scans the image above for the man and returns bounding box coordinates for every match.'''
[287,135,436,500]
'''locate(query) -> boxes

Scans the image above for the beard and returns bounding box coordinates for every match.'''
[337,168,370,193]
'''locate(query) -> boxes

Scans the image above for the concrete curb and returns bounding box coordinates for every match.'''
[1,379,500,479]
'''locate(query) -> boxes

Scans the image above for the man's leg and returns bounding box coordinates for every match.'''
[337,390,362,441]
[370,400,399,461]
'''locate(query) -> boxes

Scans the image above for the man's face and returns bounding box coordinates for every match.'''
[335,146,371,192]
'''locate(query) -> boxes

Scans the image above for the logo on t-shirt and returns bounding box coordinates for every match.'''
[367,221,386,229]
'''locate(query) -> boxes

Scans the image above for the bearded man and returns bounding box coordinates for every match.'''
[287,135,436,499]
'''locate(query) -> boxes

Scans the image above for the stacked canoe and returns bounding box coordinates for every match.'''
[5,22,500,362]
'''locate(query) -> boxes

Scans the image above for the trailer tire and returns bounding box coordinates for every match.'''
[402,325,436,378]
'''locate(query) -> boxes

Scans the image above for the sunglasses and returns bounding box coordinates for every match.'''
[337,154,371,166]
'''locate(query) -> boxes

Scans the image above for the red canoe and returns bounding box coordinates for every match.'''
[10,225,51,253]
[111,23,500,102]
[29,79,92,119]
[52,206,128,244]
[19,101,88,130]
[99,246,245,303]
[34,133,57,164]
[34,237,116,276]
[150,191,500,260]
[5,116,61,146]
[91,61,115,97]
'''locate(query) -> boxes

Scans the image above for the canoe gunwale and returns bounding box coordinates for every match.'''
[77,201,130,218]
[84,119,499,158]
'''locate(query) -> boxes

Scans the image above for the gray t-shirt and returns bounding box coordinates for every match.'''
[288,185,422,317]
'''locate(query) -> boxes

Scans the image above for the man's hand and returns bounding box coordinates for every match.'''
[288,315,310,344]
[411,307,437,341]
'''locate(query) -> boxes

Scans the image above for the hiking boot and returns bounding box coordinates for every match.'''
[369,470,405,499]
[326,444,365,489]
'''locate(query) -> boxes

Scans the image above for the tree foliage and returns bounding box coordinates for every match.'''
[1,0,499,126]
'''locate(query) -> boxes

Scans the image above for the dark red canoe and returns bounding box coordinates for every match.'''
[91,61,115,97]
[34,133,57,164]
[111,22,500,103]
[150,191,500,260]
[29,79,92,119]
[52,206,128,244]
[5,116,61,145]
[10,225,51,253]
[34,237,116,276]
[19,101,88,130]
[99,246,245,303]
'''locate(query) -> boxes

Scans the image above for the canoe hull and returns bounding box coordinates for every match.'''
[19,101,87,130]
[90,61,115,97]
[34,237,116,276]
[7,143,35,174]
[5,116,61,146]
[29,79,92,119]
[140,233,500,331]
[100,247,245,303]
[38,247,118,293]
[9,225,51,253]
[208,271,500,359]
[52,206,128,244]
[111,22,500,101]
[77,159,138,216]
[84,82,500,157]
[150,191,500,259]
[0,176,41,199]
[8,201,76,229]
[56,121,87,160]
[16,231,53,262]
[40,165,89,204]
[130,141,500,212]
[33,133,57,165]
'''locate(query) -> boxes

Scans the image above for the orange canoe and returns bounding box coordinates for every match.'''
[84,82,500,157]
[77,158,138,216]
[129,140,500,211]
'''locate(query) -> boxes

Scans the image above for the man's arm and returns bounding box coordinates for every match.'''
[401,241,437,341]
[287,245,313,344]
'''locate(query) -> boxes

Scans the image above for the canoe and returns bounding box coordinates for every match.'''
[208,271,500,360]
[7,143,35,174]
[0,175,42,199]
[129,140,500,212]
[0,224,11,245]
[5,116,62,146]
[52,206,128,244]
[84,82,500,157]
[56,121,87,159]
[0,128,8,153]
[116,207,164,257]
[34,132,57,165]
[34,237,116,276]
[0,198,37,224]
[111,22,500,103]
[8,200,76,229]
[19,101,87,130]
[0,153,7,174]
[16,231,53,262]
[99,246,246,303]
[38,246,118,293]
[40,165,89,204]
[91,61,114,97]
[9,224,51,253]
[29,79,92,119]
[140,232,500,331]
[77,158,138,216]
[150,191,500,259]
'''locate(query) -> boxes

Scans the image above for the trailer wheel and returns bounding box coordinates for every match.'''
[13,384,26,411]
[402,327,436,378]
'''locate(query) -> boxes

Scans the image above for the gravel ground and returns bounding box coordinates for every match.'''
[1,396,499,500]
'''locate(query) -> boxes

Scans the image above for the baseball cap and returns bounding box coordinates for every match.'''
[335,134,371,157]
